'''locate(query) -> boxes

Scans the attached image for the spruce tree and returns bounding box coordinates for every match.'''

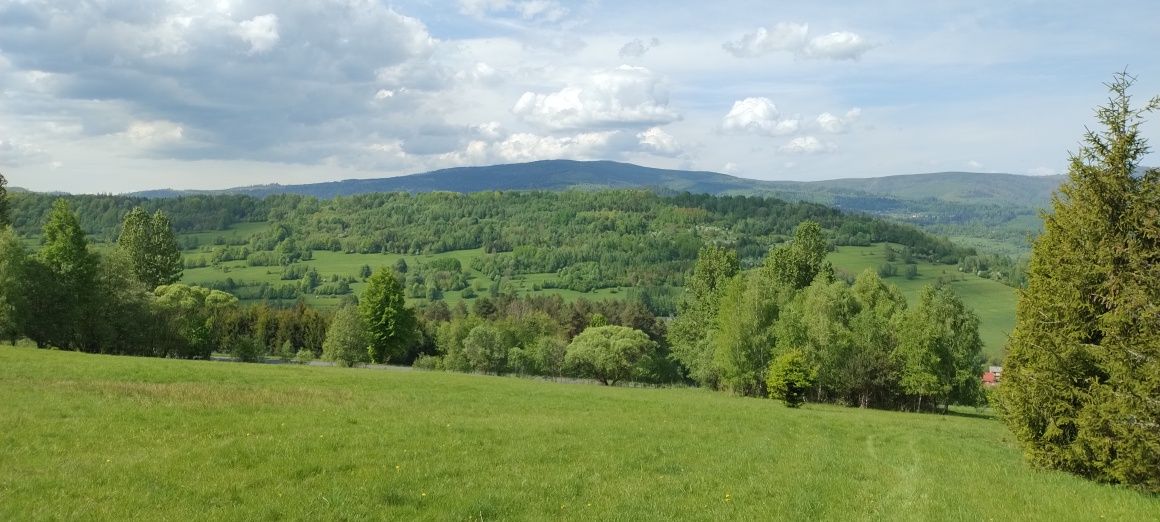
[1000,73,1160,492]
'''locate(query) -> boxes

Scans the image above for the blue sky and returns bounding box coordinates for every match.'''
[1,0,1158,193]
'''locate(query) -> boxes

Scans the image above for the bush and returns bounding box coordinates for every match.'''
[565,325,658,386]
[767,349,817,408]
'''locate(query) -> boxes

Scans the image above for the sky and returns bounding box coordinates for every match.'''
[2,0,1159,194]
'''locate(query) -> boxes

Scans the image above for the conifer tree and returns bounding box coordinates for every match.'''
[1000,73,1160,492]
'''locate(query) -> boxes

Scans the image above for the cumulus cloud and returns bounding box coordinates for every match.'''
[441,130,628,165]
[619,37,661,58]
[722,97,799,136]
[512,65,679,130]
[780,136,835,154]
[802,32,874,60]
[0,1,442,164]
[815,108,861,133]
[636,127,682,156]
[723,23,809,58]
[724,23,874,60]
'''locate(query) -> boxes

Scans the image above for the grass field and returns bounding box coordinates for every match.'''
[1,347,1155,520]
[827,245,1017,361]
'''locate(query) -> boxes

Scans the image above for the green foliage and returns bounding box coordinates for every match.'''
[897,284,984,411]
[565,325,659,385]
[359,269,417,364]
[669,245,739,388]
[33,200,98,350]
[1001,73,1160,492]
[117,207,183,289]
[0,172,9,228]
[0,228,26,343]
[154,284,240,359]
[322,305,369,367]
[762,220,834,290]
[461,324,510,374]
[767,349,817,407]
[711,273,780,396]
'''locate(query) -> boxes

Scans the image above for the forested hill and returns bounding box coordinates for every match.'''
[119,160,1066,254]
[132,161,765,199]
[802,172,1065,207]
[129,160,1063,209]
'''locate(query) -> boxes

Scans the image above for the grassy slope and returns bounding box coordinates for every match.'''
[1,347,1154,520]
[827,245,1017,361]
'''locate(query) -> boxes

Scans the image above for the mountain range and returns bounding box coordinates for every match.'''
[128,159,1066,211]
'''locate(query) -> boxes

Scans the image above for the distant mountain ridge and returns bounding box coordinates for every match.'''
[127,159,1066,210]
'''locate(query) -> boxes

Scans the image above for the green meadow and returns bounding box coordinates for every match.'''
[178,221,1018,360]
[1,347,1154,521]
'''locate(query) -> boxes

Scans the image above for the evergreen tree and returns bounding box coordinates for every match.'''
[360,268,417,364]
[1000,73,1160,491]
[117,207,183,290]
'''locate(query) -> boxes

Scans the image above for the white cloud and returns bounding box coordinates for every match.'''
[723,23,873,60]
[780,136,834,154]
[0,138,51,167]
[722,162,739,174]
[803,32,874,60]
[723,23,809,58]
[236,14,279,54]
[512,65,679,130]
[0,1,444,165]
[967,160,983,169]
[122,120,184,146]
[1029,166,1059,176]
[619,37,661,58]
[722,97,799,136]
[459,0,568,22]
[637,127,682,156]
[815,108,861,133]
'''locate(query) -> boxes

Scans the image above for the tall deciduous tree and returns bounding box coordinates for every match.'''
[762,220,833,291]
[360,268,416,364]
[711,272,780,397]
[669,245,738,387]
[322,305,369,367]
[1001,73,1160,492]
[897,284,984,412]
[38,200,98,349]
[118,207,183,290]
[0,227,26,343]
